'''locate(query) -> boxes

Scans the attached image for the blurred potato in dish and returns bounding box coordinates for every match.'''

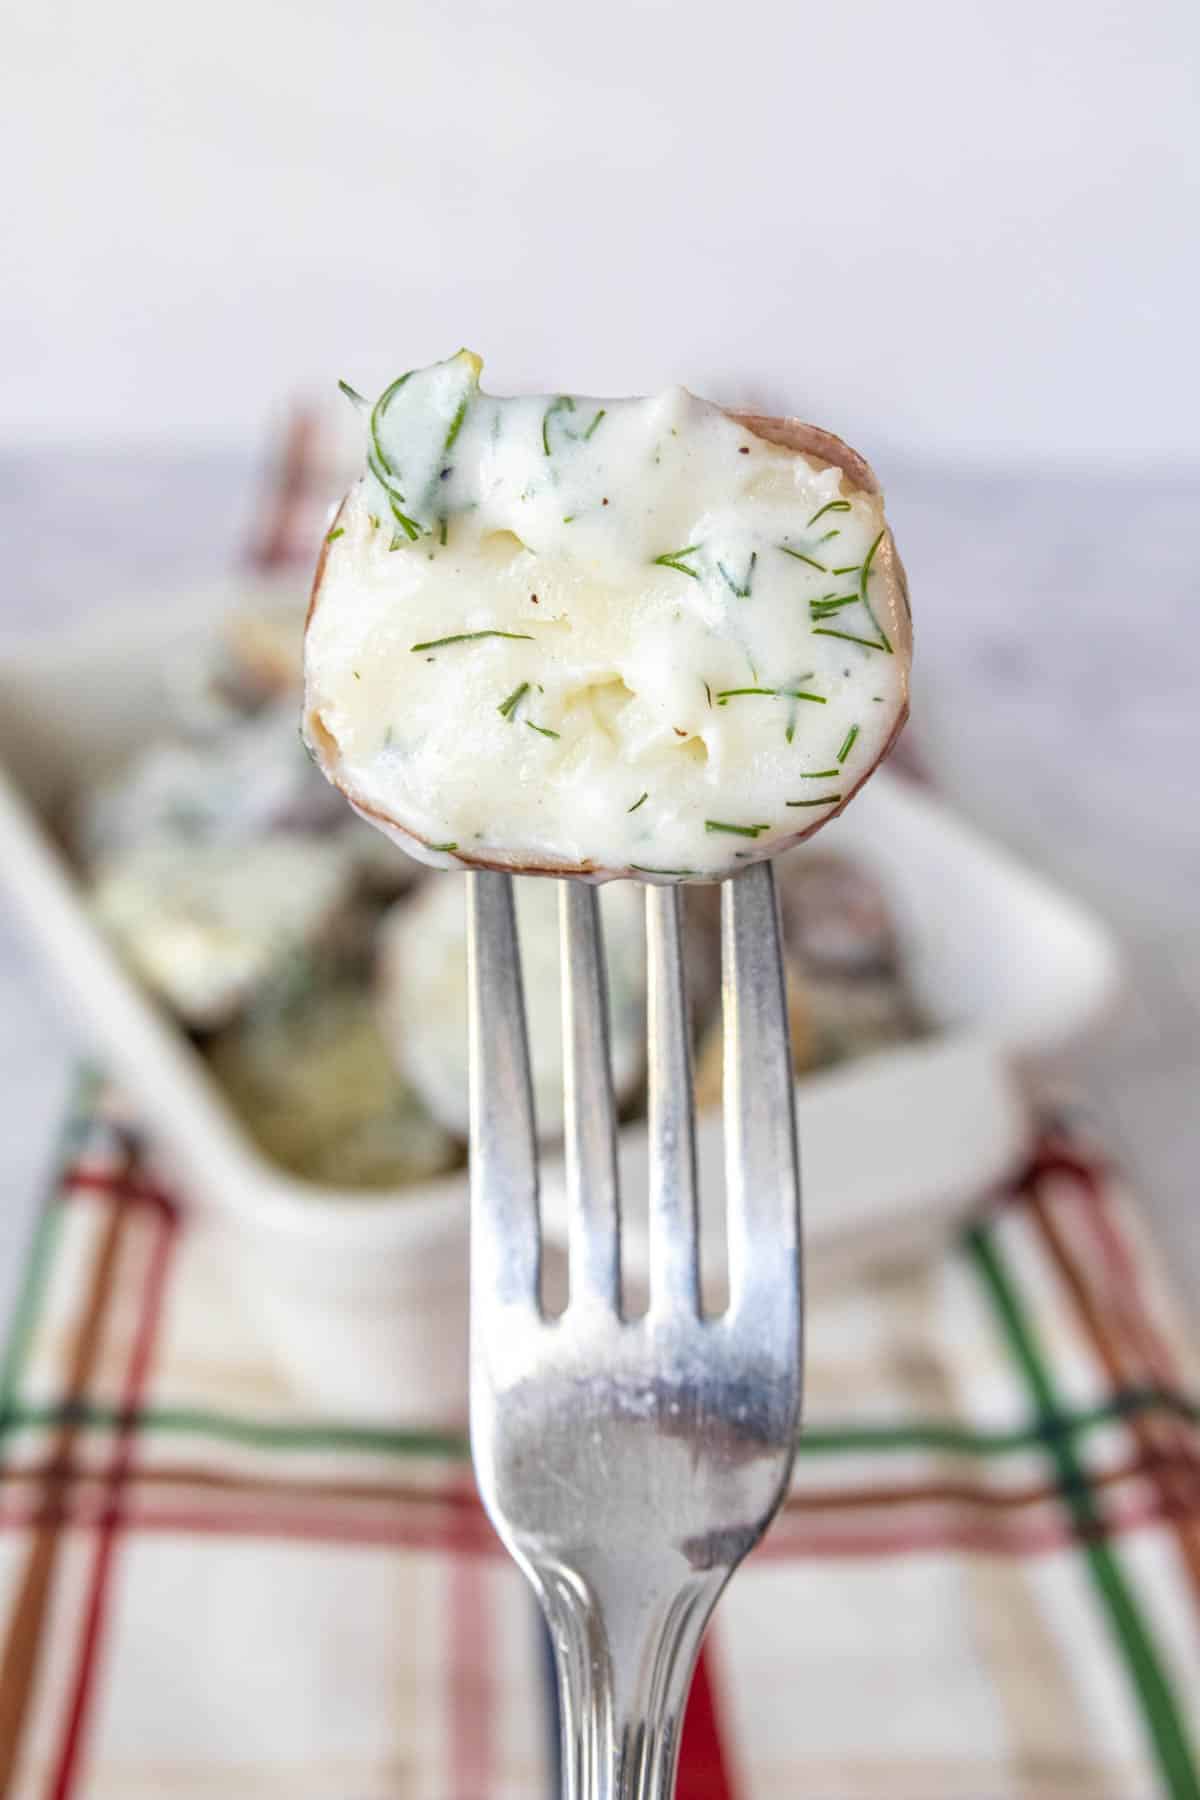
[209,974,458,1188]
[76,701,345,863]
[88,836,355,1031]
[377,874,647,1142]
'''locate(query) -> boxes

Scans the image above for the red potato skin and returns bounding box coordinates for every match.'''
[303,414,911,883]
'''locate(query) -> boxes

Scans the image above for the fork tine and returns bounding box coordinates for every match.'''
[721,862,801,1318]
[560,883,622,1312]
[467,871,541,1312]
[645,885,701,1317]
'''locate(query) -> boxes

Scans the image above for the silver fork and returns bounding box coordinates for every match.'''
[467,864,803,1800]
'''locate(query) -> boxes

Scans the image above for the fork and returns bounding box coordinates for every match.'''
[467,863,803,1800]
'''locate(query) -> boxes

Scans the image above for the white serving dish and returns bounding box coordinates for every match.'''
[0,585,1119,1423]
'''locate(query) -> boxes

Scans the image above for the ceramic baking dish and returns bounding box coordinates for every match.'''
[0,583,1119,1422]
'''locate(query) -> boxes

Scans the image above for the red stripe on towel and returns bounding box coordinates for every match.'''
[677,1643,739,1800]
[47,1201,177,1799]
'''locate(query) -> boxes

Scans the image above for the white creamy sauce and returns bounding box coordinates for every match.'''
[304,352,909,881]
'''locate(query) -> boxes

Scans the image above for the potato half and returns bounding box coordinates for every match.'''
[303,354,910,882]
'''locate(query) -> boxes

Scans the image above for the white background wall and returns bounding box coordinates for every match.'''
[3,0,1197,465]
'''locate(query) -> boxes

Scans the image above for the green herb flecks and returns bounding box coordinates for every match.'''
[438,516,448,547]
[809,594,860,618]
[653,544,703,580]
[812,628,888,651]
[411,630,534,653]
[786,795,842,807]
[429,842,459,853]
[583,408,606,441]
[632,864,696,876]
[831,564,861,576]
[856,529,893,654]
[705,820,771,838]
[628,792,649,813]
[716,686,825,705]
[837,724,860,763]
[369,371,415,491]
[367,445,402,502]
[367,513,380,531]
[497,682,530,721]
[807,499,851,527]
[703,680,713,707]
[801,768,840,779]
[337,378,370,410]
[389,501,423,542]
[784,674,815,744]
[526,721,560,740]
[780,545,828,573]
[717,551,757,598]
[325,527,345,543]
[542,395,576,455]
[443,393,470,452]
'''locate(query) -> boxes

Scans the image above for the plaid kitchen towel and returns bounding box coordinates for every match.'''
[0,1078,1197,1800]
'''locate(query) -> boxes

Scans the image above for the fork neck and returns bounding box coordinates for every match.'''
[535,1557,730,1800]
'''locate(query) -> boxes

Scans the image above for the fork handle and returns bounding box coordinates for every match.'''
[538,1562,729,1800]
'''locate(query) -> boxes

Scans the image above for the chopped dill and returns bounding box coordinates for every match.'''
[526,721,560,739]
[717,551,757,598]
[703,680,713,707]
[443,394,470,452]
[369,370,414,486]
[653,545,703,579]
[411,630,533,652]
[389,502,422,542]
[801,768,840,778]
[807,499,851,526]
[786,796,842,807]
[337,378,370,409]
[497,682,530,721]
[628,792,649,813]
[837,724,860,762]
[429,842,459,853]
[705,820,771,838]
[367,513,380,531]
[831,564,861,576]
[325,527,345,543]
[717,686,826,705]
[812,628,887,651]
[857,529,893,653]
[542,395,576,455]
[780,546,827,573]
[438,516,448,546]
[583,408,606,440]
[632,864,695,876]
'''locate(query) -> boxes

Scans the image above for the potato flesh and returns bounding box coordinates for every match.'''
[305,371,908,881]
